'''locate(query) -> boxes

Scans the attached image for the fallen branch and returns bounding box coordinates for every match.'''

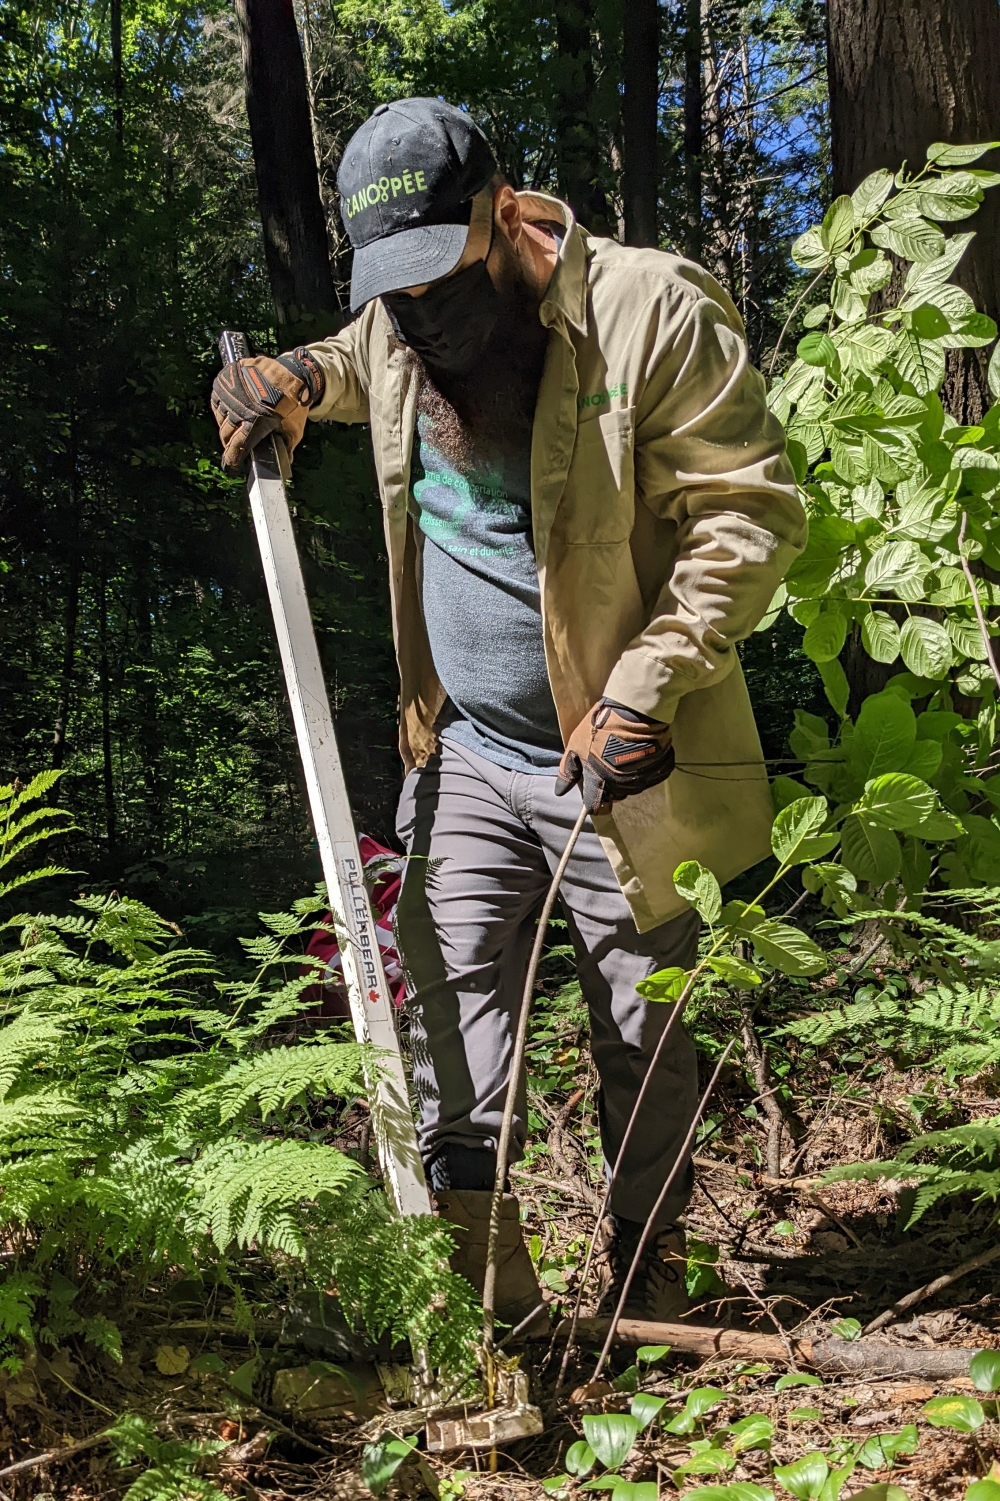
[0,1427,112,1482]
[547,1317,980,1379]
[863,1240,1000,1335]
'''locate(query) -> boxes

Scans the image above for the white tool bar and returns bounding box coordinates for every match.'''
[219,331,431,1218]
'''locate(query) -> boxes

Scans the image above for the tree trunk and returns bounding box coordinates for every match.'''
[827,0,1000,422]
[51,563,80,773]
[683,0,703,261]
[133,580,163,850]
[110,0,123,144]
[234,0,340,335]
[553,0,614,236]
[622,0,658,247]
[98,576,117,848]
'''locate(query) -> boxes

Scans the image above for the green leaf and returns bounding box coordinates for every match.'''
[864,540,928,592]
[581,1413,640,1470]
[707,955,763,989]
[749,919,826,977]
[636,965,688,1003]
[970,1349,1000,1393]
[909,302,951,338]
[771,796,832,864]
[900,616,953,679]
[674,1451,737,1483]
[841,815,902,884]
[608,1485,657,1501]
[188,1353,227,1375]
[673,860,723,925]
[229,1358,258,1396]
[361,1434,418,1498]
[871,215,945,263]
[802,303,830,329]
[846,1488,909,1501]
[919,809,965,842]
[861,611,901,664]
[850,692,917,780]
[775,1372,823,1391]
[851,168,895,224]
[821,195,855,254]
[725,1414,774,1453]
[857,1426,918,1471]
[831,1317,863,1341]
[565,1441,597,1477]
[680,1488,775,1501]
[543,1477,570,1498]
[966,1482,1000,1501]
[636,1344,671,1366]
[773,1452,829,1499]
[819,659,850,720]
[921,1393,985,1431]
[797,331,839,370]
[803,612,847,664]
[927,141,1000,165]
[917,189,983,222]
[664,1386,727,1434]
[857,773,936,832]
[791,226,831,270]
[630,1393,667,1431]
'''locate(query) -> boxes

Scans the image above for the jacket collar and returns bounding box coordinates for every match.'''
[516,192,590,338]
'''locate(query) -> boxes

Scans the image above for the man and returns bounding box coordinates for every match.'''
[212,98,806,1328]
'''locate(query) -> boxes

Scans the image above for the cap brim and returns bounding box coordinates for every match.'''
[349,222,469,312]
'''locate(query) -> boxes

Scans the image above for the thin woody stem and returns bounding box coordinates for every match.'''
[590,1039,736,1382]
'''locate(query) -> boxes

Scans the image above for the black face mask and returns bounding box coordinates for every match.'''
[382,256,503,377]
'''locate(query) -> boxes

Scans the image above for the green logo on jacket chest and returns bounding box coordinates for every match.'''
[578,380,628,410]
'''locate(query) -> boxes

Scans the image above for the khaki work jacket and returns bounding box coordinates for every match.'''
[306,193,807,931]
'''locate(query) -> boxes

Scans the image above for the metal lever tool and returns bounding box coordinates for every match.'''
[218,330,431,1217]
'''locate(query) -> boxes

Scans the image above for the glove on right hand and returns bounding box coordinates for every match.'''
[211,349,324,473]
[555,699,675,816]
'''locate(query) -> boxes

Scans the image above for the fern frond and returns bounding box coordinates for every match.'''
[0,1010,64,1101]
[192,1041,375,1124]
[192,1138,360,1252]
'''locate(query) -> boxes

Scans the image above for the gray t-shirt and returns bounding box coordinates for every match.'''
[410,414,563,772]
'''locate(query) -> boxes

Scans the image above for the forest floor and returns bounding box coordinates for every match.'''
[5,1055,1000,1501]
[7,936,996,1501]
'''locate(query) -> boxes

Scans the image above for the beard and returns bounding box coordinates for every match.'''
[401,235,549,473]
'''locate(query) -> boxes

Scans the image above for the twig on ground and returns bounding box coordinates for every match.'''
[731,1268,800,1370]
[958,511,1000,696]
[863,1239,1000,1335]
[0,1428,113,1482]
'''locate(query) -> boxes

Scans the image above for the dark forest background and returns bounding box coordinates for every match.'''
[2,0,992,954]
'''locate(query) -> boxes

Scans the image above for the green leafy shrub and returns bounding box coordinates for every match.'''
[766,140,1000,896]
[0,773,478,1375]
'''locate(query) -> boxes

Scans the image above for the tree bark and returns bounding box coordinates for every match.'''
[827,0,1000,421]
[234,0,340,334]
[51,563,80,773]
[110,0,122,144]
[98,576,117,848]
[552,0,614,236]
[622,0,658,247]
[683,0,703,261]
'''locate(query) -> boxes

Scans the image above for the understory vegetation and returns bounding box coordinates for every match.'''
[6,2,1000,1499]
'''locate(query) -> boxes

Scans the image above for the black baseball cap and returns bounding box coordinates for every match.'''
[338,98,499,313]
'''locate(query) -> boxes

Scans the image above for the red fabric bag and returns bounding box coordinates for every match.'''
[302,835,406,1017]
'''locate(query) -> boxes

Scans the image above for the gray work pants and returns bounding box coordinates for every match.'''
[395,738,700,1225]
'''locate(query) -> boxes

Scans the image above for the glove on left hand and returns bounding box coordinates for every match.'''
[555,699,675,816]
[211,349,324,473]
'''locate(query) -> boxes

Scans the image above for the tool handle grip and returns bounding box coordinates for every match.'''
[218,329,251,366]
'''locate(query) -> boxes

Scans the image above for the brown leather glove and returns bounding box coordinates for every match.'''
[211,348,324,473]
[555,699,674,816]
